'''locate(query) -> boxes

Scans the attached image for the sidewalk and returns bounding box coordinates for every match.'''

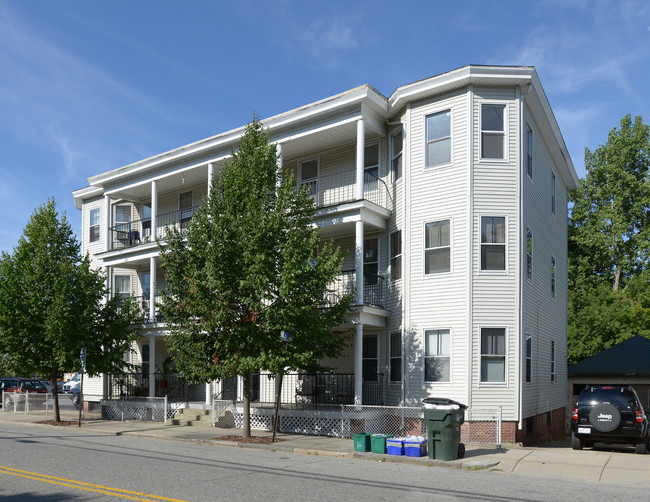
[2,409,650,488]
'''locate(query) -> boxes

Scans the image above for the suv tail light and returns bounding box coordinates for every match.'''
[572,408,579,421]
[636,410,644,424]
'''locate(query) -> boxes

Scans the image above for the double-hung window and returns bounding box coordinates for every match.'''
[481,104,506,160]
[300,158,318,199]
[89,208,100,243]
[551,256,556,299]
[526,228,533,282]
[391,129,403,181]
[480,327,506,383]
[115,275,131,308]
[390,230,402,281]
[363,334,378,382]
[480,216,506,271]
[364,144,379,190]
[390,332,402,382]
[525,333,532,384]
[551,341,556,382]
[425,329,450,382]
[363,238,379,304]
[526,125,533,179]
[425,110,451,167]
[551,172,556,216]
[424,220,450,274]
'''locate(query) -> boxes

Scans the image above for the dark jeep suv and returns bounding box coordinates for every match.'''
[572,385,649,454]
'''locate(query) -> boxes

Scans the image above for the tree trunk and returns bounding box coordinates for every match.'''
[242,373,251,439]
[50,366,61,423]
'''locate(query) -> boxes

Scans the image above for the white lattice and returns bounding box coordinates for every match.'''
[100,398,167,422]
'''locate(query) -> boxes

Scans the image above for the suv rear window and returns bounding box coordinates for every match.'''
[578,387,637,408]
[0,380,18,389]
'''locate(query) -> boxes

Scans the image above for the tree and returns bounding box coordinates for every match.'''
[160,117,352,438]
[0,200,138,421]
[568,115,650,363]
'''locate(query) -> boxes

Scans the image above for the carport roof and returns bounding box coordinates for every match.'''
[569,335,650,377]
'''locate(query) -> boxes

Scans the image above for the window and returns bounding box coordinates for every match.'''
[299,159,318,198]
[525,332,532,384]
[362,334,378,382]
[115,275,131,302]
[526,125,533,179]
[115,205,131,229]
[89,208,100,243]
[142,203,152,240]
[425,329,450,382]
[551,256,556,299]
[426,110,451,167]
[179,191,193,231]
[391,129,403,181]
[141,343,150,376]
[480,216,506,271]
[526,228,533,282]
[390,230,402,281]
[390,332,402,382]
[480,328,506,383]
[551,341,556,382]
[424,220,450,274]
[481,104,506,160]
[551,172,556,215]
[363,238,379,304]
[364,144,379,188]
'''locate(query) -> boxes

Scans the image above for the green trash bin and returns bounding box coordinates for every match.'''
[422,398,467,461]
[353,433,372,452]
[370,434,394,454]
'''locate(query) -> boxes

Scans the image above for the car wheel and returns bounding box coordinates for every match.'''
[589,403,621,433]
[571,433,583,450]
[635,439,648,455]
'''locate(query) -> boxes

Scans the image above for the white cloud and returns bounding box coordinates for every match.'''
[294,15,365,68]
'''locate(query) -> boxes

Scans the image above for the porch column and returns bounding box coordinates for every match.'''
[355,220,364,305]
[149,257,156,322]
[356,118,365,200]
[103,194,111,252]
[149,335,156,398]
[150,180,158,242]
[354,323,363,406]
[205,382,211,406]
[207,162,214,196]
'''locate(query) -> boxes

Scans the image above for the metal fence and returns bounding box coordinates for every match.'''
[212,400,502,448]
[1,391,80,415]
[100,397,168,422]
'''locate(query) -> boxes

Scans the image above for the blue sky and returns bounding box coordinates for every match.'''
[1,0,649,253]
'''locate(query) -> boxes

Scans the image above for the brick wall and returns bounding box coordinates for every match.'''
[515,407,566,445]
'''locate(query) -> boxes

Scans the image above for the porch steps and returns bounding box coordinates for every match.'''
[168,408,213,427]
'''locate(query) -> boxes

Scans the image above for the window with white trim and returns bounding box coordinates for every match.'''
[424,220,450,274]
[526,228,533,282]
[526,125,533,179]
[364,143,379,188]
[551,172,556,215]
[299,158,318,198]
[115,275,131,302]
[551,340,556,382]
[363,334,378,382]
[425,329,450,382]
[480,327,506,383]
[89,208,100,243]
[390,230,402,281]
[391,129,403,181]
[551,256,556,299]
[481,104,506,160]
[480,216,506,271]
[425,110,451,167]
[390,332,402,382]
[525,332,532,384]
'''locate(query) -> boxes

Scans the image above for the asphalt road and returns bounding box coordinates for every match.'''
[0,423,648,502]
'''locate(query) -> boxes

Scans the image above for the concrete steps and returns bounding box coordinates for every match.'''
[168,408,213,427]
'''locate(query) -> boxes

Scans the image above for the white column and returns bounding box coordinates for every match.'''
[276,143,283,189]
[149,336,156,398]
[354,324,363,406]
[356,118,365,200]
[151,180,158,241]
[149,257,156,322]
[103,194,111,252]
[355,220,364,305]
[207,163,214,196]
[205,382,211,406]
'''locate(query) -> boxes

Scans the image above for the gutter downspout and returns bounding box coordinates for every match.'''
[402,103,411,408]
[467,86,474,410]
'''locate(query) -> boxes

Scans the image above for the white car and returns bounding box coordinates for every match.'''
[62,373,81,393]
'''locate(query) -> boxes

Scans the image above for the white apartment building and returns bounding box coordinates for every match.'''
[73,65,578,443]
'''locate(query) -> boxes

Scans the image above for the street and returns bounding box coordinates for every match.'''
[0,423,648,501]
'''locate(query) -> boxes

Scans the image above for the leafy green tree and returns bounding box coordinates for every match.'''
[568,115,650,363]
[0,200,138,421]
[160,117,351,438]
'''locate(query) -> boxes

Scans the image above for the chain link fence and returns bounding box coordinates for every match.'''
[1,391,80,416]
[100,397,168,422]
[212,400,502,448]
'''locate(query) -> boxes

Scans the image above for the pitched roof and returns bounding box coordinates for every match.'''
[569,335,650,376]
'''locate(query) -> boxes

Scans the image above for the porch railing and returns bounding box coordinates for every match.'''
[303,169,391,210]
[106,372,188,401]
[129,295,165,323]
[325,270,386,309]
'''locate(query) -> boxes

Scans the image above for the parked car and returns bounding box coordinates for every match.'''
[0,377,49,407]
[62,373,81,393]
[572,385,650,454]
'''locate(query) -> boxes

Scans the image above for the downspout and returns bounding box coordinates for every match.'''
[402,103,411,408]
[517,82,532,432]
[467,86,474,410]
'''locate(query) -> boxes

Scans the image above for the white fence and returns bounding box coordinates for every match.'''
[212,400,502,448]
[100,397,168,422]
[1,391,85,416]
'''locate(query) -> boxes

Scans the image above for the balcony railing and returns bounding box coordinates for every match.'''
[108,205,201,250]
[301,169,391,210]
[324,270,386,309]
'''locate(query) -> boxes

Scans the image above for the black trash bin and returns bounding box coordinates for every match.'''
[422,398,467,461]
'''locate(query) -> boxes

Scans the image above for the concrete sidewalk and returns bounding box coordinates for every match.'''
[2,410,650,488]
